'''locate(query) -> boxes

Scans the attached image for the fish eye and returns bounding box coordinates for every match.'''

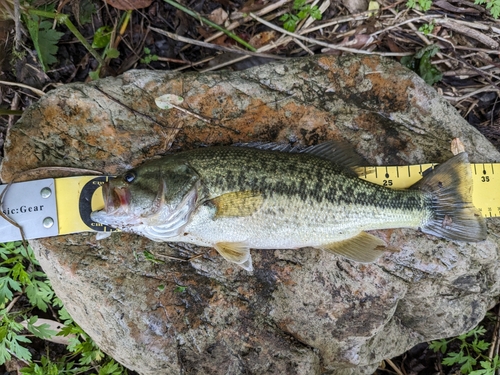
[123,171,136,183]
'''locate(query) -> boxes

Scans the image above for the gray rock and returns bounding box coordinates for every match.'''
[1,55,499,375]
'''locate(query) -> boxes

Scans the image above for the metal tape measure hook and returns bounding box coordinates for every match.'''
[78,176,117,232]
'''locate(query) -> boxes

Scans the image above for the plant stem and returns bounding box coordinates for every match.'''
[119,9,132,36]
[0,109,23,115]
[163,0,256,52]
[27,8,105,66]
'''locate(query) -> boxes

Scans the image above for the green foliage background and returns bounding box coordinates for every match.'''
[0,242,128,374]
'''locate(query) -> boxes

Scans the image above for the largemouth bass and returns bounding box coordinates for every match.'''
[91,142,487,271]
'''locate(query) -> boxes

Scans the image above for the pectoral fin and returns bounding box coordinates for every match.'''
[211,191,263,218]
[214,242,253,271]
[317,232,387,263]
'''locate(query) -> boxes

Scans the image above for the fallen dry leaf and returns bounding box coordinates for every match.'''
[155,94,184,110]
[105,0,152,10]
[248,31,276,49]
[322,34,373,54]
[20,318,77,345]
[208,7,229,26]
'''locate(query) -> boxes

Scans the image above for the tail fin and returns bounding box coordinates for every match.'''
[418,152,487,242]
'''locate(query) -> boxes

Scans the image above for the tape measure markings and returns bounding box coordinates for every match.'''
[360,163,500,218]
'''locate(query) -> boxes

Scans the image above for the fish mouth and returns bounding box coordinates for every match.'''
[103,183,131,214]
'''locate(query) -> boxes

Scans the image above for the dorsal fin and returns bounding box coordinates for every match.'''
[233,142,302,153]
[301,141,367,172]
[234,140,368,175]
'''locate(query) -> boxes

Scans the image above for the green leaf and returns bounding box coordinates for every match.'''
[407,0,417,8]
[414,44,438,59]
[442,350,465,366]
[26,279,54,311]
[0,340,12,364]
[174,285,187,293]
[106,48,120,59]
[283,18,298,32]
[19,245,38,264]
[404,45,442,85]
[401,56,417,71]
[79,0,96,25]
[89,70,100,80]
[470,361,495,375]
[472,338,490,353]
[0,276,21,302]
[492,355,500,369]
[20,355,67,375]
[12,262,30,284]
[143,251,164,264]
[474,326,487,336]
[460,355,477,374]
[5,332,32,362]
[490,4,500,19]
[66,336,83,352]
[429,339,448,354]
[79,341,104,365]
[0,322,8,341]
[419,58,442,85]
[92,26,113,49]
[26,316,57,339]
[297,5,312,19]
[310,7,322,20]
[99,360,124,375]
[418,22,434,35]
[24,15,64,71]
[293,0,307,9]
[418,0,432,11]
[280,13,291,22]
[58,324,81,337]
[37,20,64,69]
[58,306,74,324]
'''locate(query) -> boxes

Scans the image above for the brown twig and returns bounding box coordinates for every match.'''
[434,18,499,49]
[91,85,182,130]
[0,80,45,97]
[249,12,412,56]
[384,358,405,375]
[146,250,206,262]
[204,0,292,42]
[149,26,284,59]
[488,306,500,362]
[13,0,20,51]
[442,85,500,101]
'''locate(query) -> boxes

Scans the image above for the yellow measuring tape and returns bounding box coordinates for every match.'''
[54,176,112,235]
[52,163,500,237]
[359,163,499,218]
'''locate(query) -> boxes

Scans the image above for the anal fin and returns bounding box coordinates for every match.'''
[214,242,253,271]
[317,232,387,263]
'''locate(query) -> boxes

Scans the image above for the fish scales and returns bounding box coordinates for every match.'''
[91,142,487,271]
[180,146,430,229]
